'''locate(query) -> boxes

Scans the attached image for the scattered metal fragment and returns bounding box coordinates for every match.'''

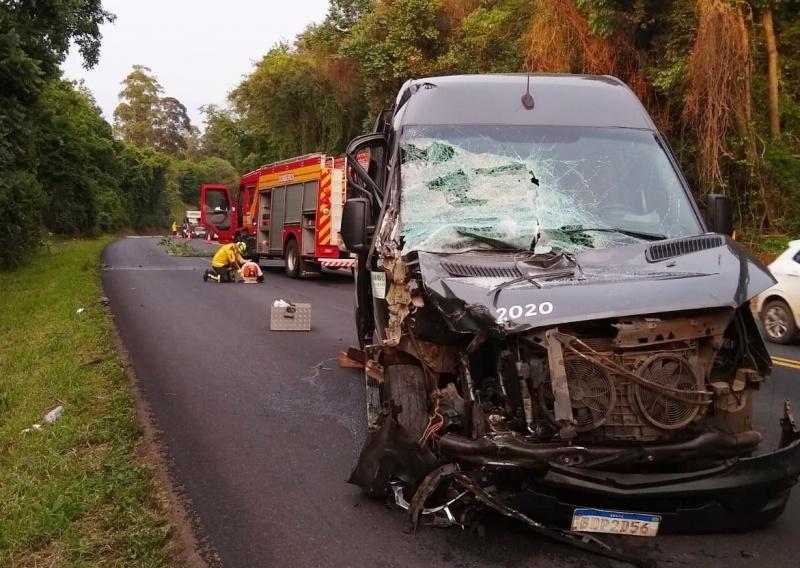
[401,464,649,567]
[406,464,463,532]
[781,400,800,448]
[348,415,438,498]
[545,329,576,440]
[382,253,412,346]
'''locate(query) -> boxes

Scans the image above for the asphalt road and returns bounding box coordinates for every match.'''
[103,237,800,568]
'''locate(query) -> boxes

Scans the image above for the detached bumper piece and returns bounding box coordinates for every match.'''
[510,401,800,533]
[406,465,651,568]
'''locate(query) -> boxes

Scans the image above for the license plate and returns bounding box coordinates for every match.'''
[571,508,661,537]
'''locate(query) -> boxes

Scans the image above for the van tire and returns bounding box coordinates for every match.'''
[285,239,303,279]
[385,364,429,441]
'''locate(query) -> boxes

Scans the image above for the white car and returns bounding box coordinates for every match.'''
[755,239,800,343]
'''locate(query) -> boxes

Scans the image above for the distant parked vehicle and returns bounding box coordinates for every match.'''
[755,239,800,344]
[192,224,208,239]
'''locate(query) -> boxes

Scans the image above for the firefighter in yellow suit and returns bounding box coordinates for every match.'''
[204,241,247,282]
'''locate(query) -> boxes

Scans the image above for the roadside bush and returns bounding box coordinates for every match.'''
[764,139,800,236]
[117,145,172,229]
[0,172,45,268]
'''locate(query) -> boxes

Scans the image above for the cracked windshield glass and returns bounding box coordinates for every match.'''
[400,125,702,254]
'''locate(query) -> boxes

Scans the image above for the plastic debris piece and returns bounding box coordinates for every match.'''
[98,296,110,306]
[76,308,85,314]
[43,406,64,424]
[273,299,292,308]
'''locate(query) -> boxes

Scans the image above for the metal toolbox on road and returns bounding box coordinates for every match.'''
[270,302,311,331]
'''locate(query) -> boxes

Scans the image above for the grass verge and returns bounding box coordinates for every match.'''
[0,238,175,567]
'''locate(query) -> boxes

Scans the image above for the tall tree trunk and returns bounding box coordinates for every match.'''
[735,4,772,228]
[762,8,780,138]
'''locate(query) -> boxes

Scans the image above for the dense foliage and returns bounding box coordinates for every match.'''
[0,5,237,269]
[5,0,800,269]
[212,0,800,243]
[0,0,113,268]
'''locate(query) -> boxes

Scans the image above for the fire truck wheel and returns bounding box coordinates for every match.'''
[284,238,303,279]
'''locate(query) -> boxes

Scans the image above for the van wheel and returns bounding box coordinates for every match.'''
[762,299,797,344]
[385,364,429,441]
[285,239,303,279]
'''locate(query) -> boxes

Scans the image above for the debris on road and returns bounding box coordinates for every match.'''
[270,300,311,331]
[75,307,85,314]
[43,405,64,424]
[404,464,650,567]
[97,296,110,306]
[22,405,64,433]
[339,346,366,369]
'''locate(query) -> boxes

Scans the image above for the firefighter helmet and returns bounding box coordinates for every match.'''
[237,241,247,254]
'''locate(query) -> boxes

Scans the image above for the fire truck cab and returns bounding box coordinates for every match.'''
[200,182,256,245]
[201,154,354,278]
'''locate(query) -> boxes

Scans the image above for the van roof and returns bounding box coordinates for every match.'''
[395,74,655,130]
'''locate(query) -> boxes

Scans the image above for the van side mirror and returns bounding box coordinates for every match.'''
[341,198,372,253]
[706,194,733,236]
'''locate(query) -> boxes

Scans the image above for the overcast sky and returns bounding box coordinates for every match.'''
[62,0,329,128]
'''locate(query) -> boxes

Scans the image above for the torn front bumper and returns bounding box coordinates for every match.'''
[507,404,800,533]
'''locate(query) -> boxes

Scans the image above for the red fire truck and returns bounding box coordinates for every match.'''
[200,154,354,278]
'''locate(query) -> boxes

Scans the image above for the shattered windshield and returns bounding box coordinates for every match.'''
[399,125,701,254]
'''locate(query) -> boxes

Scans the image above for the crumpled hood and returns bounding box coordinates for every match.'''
[415,235,776,334]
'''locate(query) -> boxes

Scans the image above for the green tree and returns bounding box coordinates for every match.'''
[232,44,360,158]
[114,65,195,156]
[438,1,533,74]
[342,0,443,112]
[117,145,172,229]
[157,96,193,155]
[113,65,164,148]
[0,0,114,268]
[37,79,126,234]
[171,157,238,205]
[200,105,247,170]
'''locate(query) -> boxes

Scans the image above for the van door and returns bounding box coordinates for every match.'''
[200,183,236,243]
[345,133,388,348]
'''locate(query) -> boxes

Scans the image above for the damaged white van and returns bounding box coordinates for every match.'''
[340,74,800,561]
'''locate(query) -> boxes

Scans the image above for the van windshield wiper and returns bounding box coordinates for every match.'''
[556,227,667,241]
